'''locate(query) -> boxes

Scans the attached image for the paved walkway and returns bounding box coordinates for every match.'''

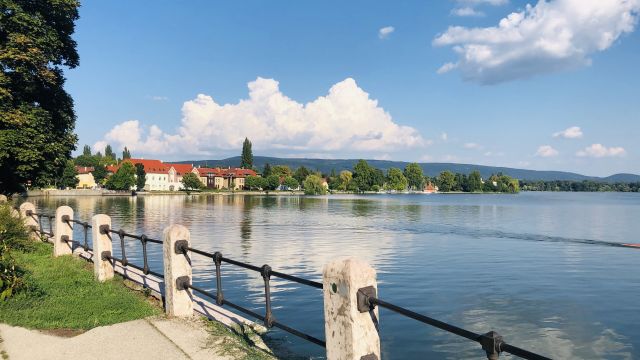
[0,316,252,360]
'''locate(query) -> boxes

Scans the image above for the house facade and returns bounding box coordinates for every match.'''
[194,167,257,190]
[75,166,97,189]
[93,159,256,191]
[128,159,170,191]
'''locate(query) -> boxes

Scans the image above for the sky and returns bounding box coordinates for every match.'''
[66,0,640,177]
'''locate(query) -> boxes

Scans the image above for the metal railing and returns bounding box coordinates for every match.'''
[175,242,326,347]
[26,210,54,238]
[63,217,93,251]
[357,287,551,360]
[28,209,552,359]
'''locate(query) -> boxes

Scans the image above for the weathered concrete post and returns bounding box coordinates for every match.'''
[54,206,74,256]
[323,258,380,360]
[19,202,39,241]
[92,214,114,282]
[162,224,193,317]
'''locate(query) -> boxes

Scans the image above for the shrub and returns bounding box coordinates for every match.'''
[0,204,32,300]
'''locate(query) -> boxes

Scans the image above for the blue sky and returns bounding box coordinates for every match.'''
[67,0,640,176]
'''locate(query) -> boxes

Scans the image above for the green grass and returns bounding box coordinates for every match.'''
[0,242,159,330]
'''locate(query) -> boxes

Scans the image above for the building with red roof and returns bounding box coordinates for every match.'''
[193,166,257,190]
[90,158,258,191]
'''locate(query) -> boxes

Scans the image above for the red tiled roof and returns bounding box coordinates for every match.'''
[75,166,94,174]
[219,168,257,178]
[196,167,223,176]
[195,167,257,178]
[128,158,169,173]
[106,165,118,173]
[167,163,195,175]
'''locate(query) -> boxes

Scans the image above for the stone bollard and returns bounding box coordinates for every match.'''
[162,224,193,317]
[54,206,74,257]
[19,202,39,241]
[323,258,381,360]
[92,214,114,282]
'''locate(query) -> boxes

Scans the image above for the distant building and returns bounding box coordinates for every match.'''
[96,159,257,191]
[424,182,438,193]
[75,166,96,189]
[128,159,169,191]
[194,166,257,190]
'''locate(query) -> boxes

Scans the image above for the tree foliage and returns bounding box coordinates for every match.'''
[293,166,310,184]
[245,175,268,190]
[60,160,78,189]
[303,174,327,195]
[265,175,280,191]
[0,0,81,194]
[352,160,384,191]
[135,163,146,191]
[403,163,424,190]
[436,171,456,192]
[105,162,135,191]
[520,180,639,192]
[122,146,131,160]
[240,137,253,169]
[385,168,408,191]
[262,163,272,177]
[283,176,299,190]
[467,171,483,192]
[271,165,292,178]
[181,172,202,192]
[104,144,115,161]
[338,170,353,191]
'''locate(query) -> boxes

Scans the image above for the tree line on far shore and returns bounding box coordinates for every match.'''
[244,159,521,194]
[520,180,640,192]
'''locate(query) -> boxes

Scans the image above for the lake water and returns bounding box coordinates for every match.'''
[30,192,640,359]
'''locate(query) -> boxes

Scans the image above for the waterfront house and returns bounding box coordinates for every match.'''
[75,166,97,189]
[128,159,170,191]
[166,163,195,191]
[194,166,257,190]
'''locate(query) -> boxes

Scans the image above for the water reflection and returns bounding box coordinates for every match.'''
[30,192,640,359]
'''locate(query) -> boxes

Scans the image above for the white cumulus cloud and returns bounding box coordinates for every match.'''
[378,26,395,39]
[553,126,583,138]
[94,77,425,158]
[576,144,626,157]
[535,145,559,157]
[452,7,486,17]
[434,0,640,84]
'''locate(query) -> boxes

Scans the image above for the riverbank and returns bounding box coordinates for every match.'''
[0,241,276,359]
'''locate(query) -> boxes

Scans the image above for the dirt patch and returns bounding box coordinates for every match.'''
[40,328,86,337]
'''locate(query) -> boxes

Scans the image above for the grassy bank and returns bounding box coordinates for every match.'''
[0,242,159,330]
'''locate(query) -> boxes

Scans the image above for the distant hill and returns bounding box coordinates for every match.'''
[178,156,640,183]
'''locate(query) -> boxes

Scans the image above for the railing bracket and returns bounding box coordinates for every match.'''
[357,286,376,313]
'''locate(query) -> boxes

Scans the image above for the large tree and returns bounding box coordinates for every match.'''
[135,163,146,191]
[122,146,131,160]
[59,159,78,189]
[105,162,136,191]
[240,137,253,169]
[104,144,115,160]
[303,174,327,195]
[293,166,310,184]
[385,167,408,191]
[437,170,456,192]
[181,172,202,193]
[0,0,81,194]
[403,163,424,190]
